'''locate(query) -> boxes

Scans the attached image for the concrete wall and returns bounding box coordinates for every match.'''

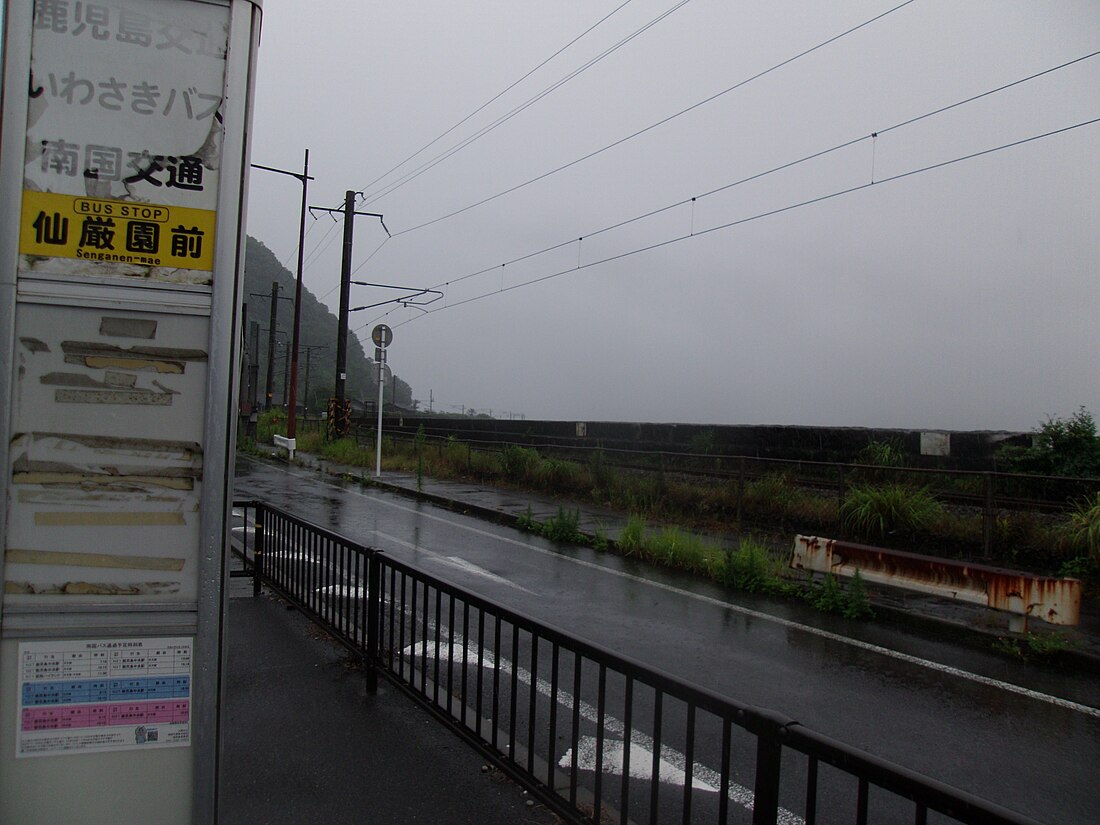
[382,416,1031,469]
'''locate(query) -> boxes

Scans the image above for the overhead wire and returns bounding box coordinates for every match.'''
[388,0,918,236]
[348,52,1097,335]
[396,50,1100,297]
[352,0,639,200]
[382,116,1099,329]
[358,0,696,207]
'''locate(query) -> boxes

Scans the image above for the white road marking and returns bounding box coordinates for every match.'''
[242,461,1100,720]
[371,529,536,594]
[564,736,717,792]
[402,638,803,825]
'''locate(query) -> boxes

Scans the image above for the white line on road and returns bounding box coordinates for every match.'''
[241,463,1100,720]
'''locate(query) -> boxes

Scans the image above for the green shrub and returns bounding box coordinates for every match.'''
[536,457,581,492]
[617,515,648,555]
[841,484,942,540]
[542,507,582,544]
[721,538,777,592]
[588,450,616,494]
[1066,492,1100,562]
[997,407,1100,477]
[501,445,540,483]
[857,439,906,467]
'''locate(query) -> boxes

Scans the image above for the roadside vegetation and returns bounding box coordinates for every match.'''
[245,410,1100,600]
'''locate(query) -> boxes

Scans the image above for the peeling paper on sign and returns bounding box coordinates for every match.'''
[5,581,181,596]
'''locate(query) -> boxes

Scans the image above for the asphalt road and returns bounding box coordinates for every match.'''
[234,456,1100,825]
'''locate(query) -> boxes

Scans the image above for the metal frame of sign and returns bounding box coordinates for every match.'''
[0,1,263,822]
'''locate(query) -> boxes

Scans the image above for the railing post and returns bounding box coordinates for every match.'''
[752,728,783,825]
[252,502,265,599]
[365,549,381,694]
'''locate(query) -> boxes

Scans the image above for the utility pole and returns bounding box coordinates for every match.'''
[298,344,328,417]
[309,191,388,439]
[251,286,291,411]
[252,152,315,438]
[264,281,279,411]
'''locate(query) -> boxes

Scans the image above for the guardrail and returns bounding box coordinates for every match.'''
[231,499,1043,825]
[791,535,1082,630]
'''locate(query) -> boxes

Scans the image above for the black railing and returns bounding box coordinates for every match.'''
[230,499,1043,825]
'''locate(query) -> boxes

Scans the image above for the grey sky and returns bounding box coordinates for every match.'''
[245,0,1100,430]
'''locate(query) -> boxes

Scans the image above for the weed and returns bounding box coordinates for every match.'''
[805,572,873,619]
[857,439,906,467]
[501,445,540,483]
[517,506,539,533]
[1066,492,1100,562]
[841,484,942,541]
[721,539,775,592]
[588,450,616,495]
[617,515,648,555]
[993,632,1079,660]
[542,507,583,544]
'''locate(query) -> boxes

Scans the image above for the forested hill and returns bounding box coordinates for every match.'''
[242,235,413,412]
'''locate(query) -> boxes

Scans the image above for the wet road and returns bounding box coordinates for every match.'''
[234,457,1100,824]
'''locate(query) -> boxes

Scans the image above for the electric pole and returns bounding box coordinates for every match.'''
[264,281,278,410]
[308,190,388,439]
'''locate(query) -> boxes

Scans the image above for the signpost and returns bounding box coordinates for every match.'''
[372,325,392,477]
[0,1,262,822]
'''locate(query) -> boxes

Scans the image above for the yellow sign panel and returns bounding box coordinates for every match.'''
[20,190,216,272]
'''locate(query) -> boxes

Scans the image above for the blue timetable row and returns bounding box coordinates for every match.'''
[22,675,191,706]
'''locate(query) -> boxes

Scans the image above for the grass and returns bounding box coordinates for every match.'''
[242,426,1090,579]
[840,484,943,541]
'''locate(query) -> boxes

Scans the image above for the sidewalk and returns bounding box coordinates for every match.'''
[273,448,1100,664]
[220,589,558,824]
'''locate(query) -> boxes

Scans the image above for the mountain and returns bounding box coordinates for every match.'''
[242,235,413,413]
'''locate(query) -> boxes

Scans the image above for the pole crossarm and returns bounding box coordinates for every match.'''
[251,162,316,184]
[349,282,442,312]
[309,205,391,238]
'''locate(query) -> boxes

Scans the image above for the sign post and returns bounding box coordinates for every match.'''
[372,325,392,477]
[0,1,263,822]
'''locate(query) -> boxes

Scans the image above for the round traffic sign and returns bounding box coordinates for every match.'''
[372,324,393,348]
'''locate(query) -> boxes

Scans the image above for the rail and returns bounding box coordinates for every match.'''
[230,499,1043,825]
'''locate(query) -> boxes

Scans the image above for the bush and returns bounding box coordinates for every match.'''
[1066,492,1100,563]
[841,484,942,541]
[721,538,779,592]
[542,507,582,544]
[806,572,873,619]
[500,445,540,483]
[998,407,1100,478]
[857,439,906,467]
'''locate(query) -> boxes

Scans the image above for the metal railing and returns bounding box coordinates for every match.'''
[231,499,1043,825]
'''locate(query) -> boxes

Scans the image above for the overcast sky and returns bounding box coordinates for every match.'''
[244,0,1099,431]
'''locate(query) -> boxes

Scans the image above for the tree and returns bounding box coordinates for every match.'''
[998,407,1100,477]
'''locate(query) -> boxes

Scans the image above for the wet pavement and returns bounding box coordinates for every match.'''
[227,449,1100,824]
[275,448,1100,663]
[220,584,558,825]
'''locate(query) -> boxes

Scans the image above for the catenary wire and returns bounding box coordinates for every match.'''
[352,0,638,200]
[358,0,695,208]
[392,50,1100,298]
[388,0,918,236]
[348,50,1098,333]
[379,116,1099,328]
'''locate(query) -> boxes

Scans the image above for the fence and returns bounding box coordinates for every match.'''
[232,499,1043,825]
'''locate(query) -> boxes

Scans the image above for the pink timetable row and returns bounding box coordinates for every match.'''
[21,700,191,731]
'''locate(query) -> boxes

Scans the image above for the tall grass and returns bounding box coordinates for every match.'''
[840,484,942,541]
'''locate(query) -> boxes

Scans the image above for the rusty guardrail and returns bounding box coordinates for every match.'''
[790,535,1081,630]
